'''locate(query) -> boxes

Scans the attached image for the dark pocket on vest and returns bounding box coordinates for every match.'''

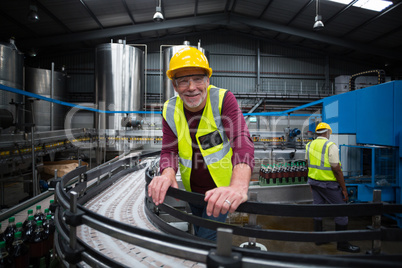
[198,130,223,150]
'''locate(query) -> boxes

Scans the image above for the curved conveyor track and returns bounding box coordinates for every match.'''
[77,160,202,268]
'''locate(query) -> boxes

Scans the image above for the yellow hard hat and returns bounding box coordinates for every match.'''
[166,46,213,80]
[315,122,332,134]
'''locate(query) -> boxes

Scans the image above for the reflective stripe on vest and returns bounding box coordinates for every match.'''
[162,85,233,191]
[164,97,178,137]
[306,139,337,181]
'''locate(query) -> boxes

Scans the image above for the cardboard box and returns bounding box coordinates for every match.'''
[42,160,88,178]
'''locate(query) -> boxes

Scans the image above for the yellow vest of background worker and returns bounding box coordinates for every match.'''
[162,85,233,192]
[306,138,337,181]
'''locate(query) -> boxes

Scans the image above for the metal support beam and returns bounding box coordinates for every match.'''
[245,98,265,118]
[23,14,228,47]
[22,13,402,61]
[69,191,78,268]
[231,14,402,61]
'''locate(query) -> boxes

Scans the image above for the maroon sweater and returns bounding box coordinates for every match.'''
[159,89,254,194]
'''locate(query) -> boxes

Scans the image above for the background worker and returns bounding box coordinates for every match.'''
[306,122,360,253]
[148,46,254,241]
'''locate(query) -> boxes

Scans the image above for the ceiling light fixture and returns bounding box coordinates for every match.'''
[153,0,164,22]
[313,0,324,31]
[28,48,38,57]
[27,1,40,22]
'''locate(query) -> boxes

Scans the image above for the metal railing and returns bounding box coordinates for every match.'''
[52,153,402,267]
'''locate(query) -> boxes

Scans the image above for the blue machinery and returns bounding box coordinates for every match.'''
[248,80,402,226]
[321,81,402,226]
[250,80,402,226]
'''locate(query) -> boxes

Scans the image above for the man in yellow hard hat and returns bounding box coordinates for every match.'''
[306,122,360,253]
[148,46,254,240]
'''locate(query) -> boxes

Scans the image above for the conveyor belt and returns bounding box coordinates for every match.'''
[77,160,200,267]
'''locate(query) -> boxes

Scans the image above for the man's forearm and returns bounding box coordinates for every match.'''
[161,167,177,185]
[331,164,346,191]
[230,163,251,195]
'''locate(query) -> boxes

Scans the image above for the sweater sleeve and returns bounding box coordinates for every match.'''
[159,117,179,174]
[221,91,255,170]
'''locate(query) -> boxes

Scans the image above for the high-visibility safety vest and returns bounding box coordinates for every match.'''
[162,85,233,192]
[306,139,337,181]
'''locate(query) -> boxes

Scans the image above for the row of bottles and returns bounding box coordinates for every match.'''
[259,161,308,185]
[107,136,163,144]
[0,201,55,268]
[253,136,310,143]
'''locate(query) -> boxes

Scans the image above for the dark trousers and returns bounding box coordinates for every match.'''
[310,185,348,225]
[188,202,228,241]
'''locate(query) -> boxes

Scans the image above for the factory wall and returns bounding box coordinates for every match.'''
[25,31,380,106]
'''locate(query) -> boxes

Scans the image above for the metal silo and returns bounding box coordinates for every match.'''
[25,66,67,132]
[95,40,144,151]
[0,39,24,131]
[162,41,209,101]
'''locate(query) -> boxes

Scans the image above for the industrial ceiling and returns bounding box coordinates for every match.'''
[1,0,402,67]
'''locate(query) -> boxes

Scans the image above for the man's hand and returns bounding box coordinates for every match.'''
[204,185,248,217]
[204,163,251,217]
[341,188,349,202]
[148,167,178,206]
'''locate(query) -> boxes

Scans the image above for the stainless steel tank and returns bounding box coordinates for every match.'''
[96,40,144,151]
[25,66,67,131]
[0,39,24,130]
[163,41,209,101]
[68,103,96,129]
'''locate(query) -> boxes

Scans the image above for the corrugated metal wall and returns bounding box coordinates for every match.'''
[26,32,378,105]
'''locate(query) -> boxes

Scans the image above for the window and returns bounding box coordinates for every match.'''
[328,0,393,12]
